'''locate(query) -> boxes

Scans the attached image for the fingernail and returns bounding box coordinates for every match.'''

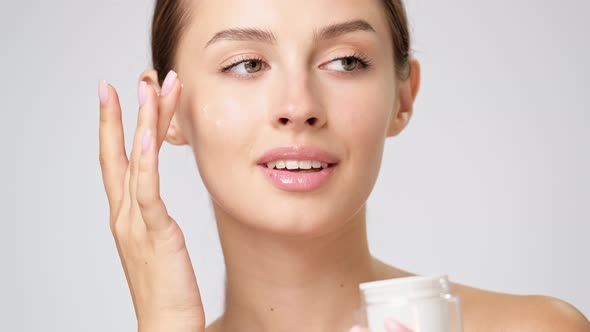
[160,70,177,97]
[385,320,410,332]
[348,326,364,332]
[142,129,152,153]
[98,80,109,104]
[138,81,147,106]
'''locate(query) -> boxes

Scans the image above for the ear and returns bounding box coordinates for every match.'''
[139,69,189,146]
[387,58,421,137]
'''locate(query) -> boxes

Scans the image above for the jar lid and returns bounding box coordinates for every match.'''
[359,275,452,305]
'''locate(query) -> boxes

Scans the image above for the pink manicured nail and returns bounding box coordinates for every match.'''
[348,326,366,332]
[138,81,147,106]
[98,80,109,104]
[385,320,411,332]
[142,129,152,153]
[160,70,177,97]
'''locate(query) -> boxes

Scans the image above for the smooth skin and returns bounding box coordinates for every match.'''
[98,0,590,331]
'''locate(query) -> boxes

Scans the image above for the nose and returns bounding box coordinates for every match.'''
[271,74,327,132]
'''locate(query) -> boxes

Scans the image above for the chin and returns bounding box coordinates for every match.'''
[210,184,371,238]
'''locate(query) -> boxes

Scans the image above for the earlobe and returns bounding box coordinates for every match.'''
[387,58,421,137]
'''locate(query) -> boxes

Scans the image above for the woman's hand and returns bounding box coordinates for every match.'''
[98,71,205,331]
[349,319,413,332]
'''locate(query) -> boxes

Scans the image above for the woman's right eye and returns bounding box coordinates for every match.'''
[222,58,266,77]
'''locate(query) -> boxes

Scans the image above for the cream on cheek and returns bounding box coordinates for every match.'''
[195,97,255,133]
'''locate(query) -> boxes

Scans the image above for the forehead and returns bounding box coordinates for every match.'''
[183,0,391,47]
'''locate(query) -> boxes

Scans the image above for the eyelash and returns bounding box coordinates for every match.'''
[329,52,372,72]
[220,55,266,73]
[219,52,372,78]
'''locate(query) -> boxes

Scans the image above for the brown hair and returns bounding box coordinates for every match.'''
[151,0,412,85]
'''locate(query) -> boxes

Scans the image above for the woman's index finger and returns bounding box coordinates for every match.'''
[98,80,129,209]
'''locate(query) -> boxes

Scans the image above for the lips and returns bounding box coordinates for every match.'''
[259,165,337,192]
[257,145,339,192]
[256,145,340,165]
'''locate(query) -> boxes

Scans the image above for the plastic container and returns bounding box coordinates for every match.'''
[358,275,463,332]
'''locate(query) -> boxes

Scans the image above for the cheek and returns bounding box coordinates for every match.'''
[187,94,265,200]
[190,95,260,148]
[327,79,394,192]
[330,84,392,147]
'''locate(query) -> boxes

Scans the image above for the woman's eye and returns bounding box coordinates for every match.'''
[243,60,263,73]
[324,57,362,72]
[226,59,264,75]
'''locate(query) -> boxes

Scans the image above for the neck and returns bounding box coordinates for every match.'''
[212,204,399,332]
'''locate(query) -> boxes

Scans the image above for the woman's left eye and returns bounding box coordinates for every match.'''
[323,56,369,72]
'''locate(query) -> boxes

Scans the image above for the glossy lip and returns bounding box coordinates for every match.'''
[256,145,340,165]
[259,165,337,192]
[257,145,340,192]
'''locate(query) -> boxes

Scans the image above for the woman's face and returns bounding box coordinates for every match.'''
[174,0,402,235]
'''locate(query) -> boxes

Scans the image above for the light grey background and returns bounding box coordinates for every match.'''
[1,0,588,330]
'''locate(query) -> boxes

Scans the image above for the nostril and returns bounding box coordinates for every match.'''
[278,117,319,126]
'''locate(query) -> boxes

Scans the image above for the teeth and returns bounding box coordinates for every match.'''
[299,160,312,169]
[265,160,330,170]
[286,160,299,170]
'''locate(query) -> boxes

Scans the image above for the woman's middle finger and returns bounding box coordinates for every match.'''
[128,80,159,205]
[128,70,181,208]
[155,70,181,150]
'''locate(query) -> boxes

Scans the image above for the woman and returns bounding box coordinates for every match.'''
[97,0,590,331]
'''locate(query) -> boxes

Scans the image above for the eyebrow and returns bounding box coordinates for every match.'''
[314,19,376,41]
[205,27,277,48]
[204,19,376,48]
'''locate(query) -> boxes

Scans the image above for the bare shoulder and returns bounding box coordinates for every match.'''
[452,282,590,332]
